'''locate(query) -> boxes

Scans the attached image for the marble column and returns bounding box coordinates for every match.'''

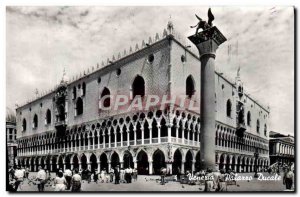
[98,161,101,171]
[127,131,130,146]
[149,160,153,175]
[176,126,179,143]
[141,127,145,145]
[120,131,123,147]
[149,126,152,144]
[188,26,226,170]
[134,128,137,146]
[158,125,161,144]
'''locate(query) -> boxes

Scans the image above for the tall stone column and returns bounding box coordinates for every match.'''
[188,26,226,170]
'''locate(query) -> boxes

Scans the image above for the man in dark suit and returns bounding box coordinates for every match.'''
[114,165,120,184]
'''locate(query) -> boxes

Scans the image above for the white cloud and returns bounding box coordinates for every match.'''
[6,6,294,135]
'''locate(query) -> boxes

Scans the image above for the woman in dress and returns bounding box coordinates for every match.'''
[132,168,138,182]
[100,169,107,183]
[71,169,82,192]
[54,171,67,191]
[204,168,214,192]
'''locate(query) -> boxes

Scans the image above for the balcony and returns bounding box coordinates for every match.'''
[215,145,269,158]
[236,123,246,137]
[18,137,201,157]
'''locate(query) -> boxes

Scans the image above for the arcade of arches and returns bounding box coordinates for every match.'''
[16,145,201,175]
[16,110,270,174]
[216,152,269,172]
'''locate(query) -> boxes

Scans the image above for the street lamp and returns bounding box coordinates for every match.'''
[254,147,259,178]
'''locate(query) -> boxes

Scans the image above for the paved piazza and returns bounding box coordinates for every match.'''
[14,172,292,192]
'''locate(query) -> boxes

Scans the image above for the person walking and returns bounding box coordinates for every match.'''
[109,168,114,183]
[64,168,72,190]
[54,171,67,191]
[114,165,120,184]
[100,169,107,183]
[128,167,133,183]
[283,166,294,190]
[120,168,125,183]
[204,168,214,192]
[87,168,92,183]
[93,169,99,183]
[71,169,82,192]
[160,167,167,185]
[21,166,26,179]
[36,166,47,192]
[9,166,15,181]
[25,167,29,179]
[215,169,227,192]
[132,168,138,182]
[14,166,24,191]
[124,168,130,183]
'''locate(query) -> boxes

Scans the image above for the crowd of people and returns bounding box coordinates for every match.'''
[8,163,294,192]
[8,165,139,192]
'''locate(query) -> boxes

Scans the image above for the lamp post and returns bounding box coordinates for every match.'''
[254,147,259,178]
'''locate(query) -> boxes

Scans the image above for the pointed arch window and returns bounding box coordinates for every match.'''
[82,82,86,96]
[75,97,83,116]
[226,99,232,117]
[33,114,38,129]
[22,119,27,131]
[72,86,76,100]
[186,75,195,98]
[46,109,51,124]
[264,124,267,136]
[256,119,260,133]
[100,87,111,108]
[247,111,251,126]
[132,75,145,98]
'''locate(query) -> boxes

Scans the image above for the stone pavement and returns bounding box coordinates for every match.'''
[13,172,293,192]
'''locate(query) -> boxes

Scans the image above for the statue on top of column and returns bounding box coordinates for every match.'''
[190,8,215,35]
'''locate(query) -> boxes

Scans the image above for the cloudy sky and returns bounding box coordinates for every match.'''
[6,6,294,135]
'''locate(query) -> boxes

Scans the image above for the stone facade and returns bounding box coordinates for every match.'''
[6,107,17,167]
[15,29,269,174]
[269,131,294,166]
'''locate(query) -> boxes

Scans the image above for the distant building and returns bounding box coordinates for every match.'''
[269,131,294,166]
[6,107,17,167]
